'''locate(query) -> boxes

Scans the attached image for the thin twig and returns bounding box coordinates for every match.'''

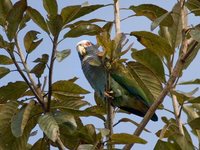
[47,35,59,112]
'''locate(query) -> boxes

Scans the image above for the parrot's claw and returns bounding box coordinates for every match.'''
[104,91,114,99]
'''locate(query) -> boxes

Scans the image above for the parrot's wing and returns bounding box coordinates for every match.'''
[111,72,151,106]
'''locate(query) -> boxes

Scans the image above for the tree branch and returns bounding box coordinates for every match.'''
[47,35,59,112]
[122,36,198,149]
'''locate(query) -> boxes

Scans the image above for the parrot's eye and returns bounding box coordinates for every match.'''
[84,42,91,47]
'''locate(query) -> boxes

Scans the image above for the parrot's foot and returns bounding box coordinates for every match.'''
[104,91,114,99]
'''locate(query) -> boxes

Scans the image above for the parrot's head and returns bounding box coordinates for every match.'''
[76,40,98,60]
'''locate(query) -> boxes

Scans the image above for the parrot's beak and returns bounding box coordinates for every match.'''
[77,45,86,56]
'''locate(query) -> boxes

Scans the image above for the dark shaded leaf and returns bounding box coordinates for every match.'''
[111,133,147,144]
[154,140,181,150]
[0,81,28,102]
[129,4,173,27]
[102,22,113,33]
[26,6,49,33]
[11,100,35,137]
[64,24,102,38]
[0,55,13,65]
[190,26,200,42]
[61,4,105,24]
[151,12,172,31]
[130,31,173,57]
[56,49,71,62]
[132,49,165,82]
[0,67,10,79]
[31,138,48,150]
[47,15,63,36]
[188,117,200,130]
[6,0,26,41]
[33,54,49,64]
[43,0,58,17]
[66,19,105,28]
[188,96,200,103]
[0,0,12,26]
[52,80,89,94]
[30,63,46,78]
[38,113,59,142]
[24,30,43,53]
[19,13,30,30]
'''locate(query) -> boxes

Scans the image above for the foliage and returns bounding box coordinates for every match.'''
[0,0,200,149]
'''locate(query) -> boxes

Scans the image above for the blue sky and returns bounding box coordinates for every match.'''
[1,0,200,149]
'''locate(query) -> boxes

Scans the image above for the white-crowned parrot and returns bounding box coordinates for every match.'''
[76,40,158,121]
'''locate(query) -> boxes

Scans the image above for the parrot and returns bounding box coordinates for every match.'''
[76,40,158,121]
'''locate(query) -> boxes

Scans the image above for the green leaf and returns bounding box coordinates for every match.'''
[64,24,102,38]
[168,3,187,49]
[188,117,200,130]
[130,31,173,57]
[154,140,180,150]
[127,62,163,102]
[19,13,30,31]
[129,4,173,27]
[66,19,106,28]
[78,124,97,144]
[188,96,200,103]
[151,12,172,31]
[190,26,200,42]
[61,4,105,24]
[132,49,165,82]
[38,113,59,142]
[43,0,58,17]
[30,63,46,78]
[102,22,113,33]
[56,49,71,62]
[31,138,48,150]
[6,0,26,41]
[97,128,110,137]
[0,81,28,102]
[0,55,13,65]
[24,30,43,53]
[52,80,89,94]
[26,6,49,34]
[179,79,200,85]
[11,100,35,137]
[0,67,10,79]
[47,15,63,36]
[111,133,147,144]
[77,144,93,150]
[0,0,12,26]
[186,0,200,16]
[33,54,49,64]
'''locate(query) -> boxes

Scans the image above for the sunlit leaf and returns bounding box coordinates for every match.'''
[6,0,26,40]
[0,81,28,102]
[132,49,165,82]
[127,62,163,102]
[186,0,200,16]
[27,6,49,34]
[11,100,35,137]
[38,113,59,142]
[56,49,71,62]
[190,26,200,42]
[47,15,63,36]
[154,140,180,150]
[24,30,43,53]
[0,67,10,79]
[129,4,173,27]
[97,128,110,137]
[52,80,89,94]
[0,0,12,26]
[130,31,173,57]
[43,0,58,17]
[111,133,147,144]
[179,79,200,85]
[61,4,105,24]
[64,24,102,38]
[77,144,93,150]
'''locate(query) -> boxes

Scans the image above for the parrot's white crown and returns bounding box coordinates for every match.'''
[76,40,91,47]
